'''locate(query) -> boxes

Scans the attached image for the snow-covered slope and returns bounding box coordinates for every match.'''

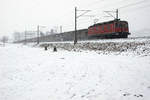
[41,37,150,56]
[0,42,150,100]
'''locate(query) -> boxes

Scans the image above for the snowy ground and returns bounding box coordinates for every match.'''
[41,37,150,56]
[0,39,150,100]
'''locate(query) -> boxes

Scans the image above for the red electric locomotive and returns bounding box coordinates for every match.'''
[88,19,130,38]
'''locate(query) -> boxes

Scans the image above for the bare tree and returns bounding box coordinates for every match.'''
[1,36,9,46]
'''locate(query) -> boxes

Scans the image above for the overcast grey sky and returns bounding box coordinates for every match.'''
[0,0,150,37]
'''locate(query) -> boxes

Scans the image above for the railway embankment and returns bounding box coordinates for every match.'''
[39,38,150,56]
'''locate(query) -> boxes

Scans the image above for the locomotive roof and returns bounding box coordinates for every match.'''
[89,19,128,28]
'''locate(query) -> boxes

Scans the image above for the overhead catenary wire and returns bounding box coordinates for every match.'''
[61,0,150,34]
[77,0,132,22]
[50,0,130,33]
[91,0,150,20]
[51,0,105,31]
[118,0,149,9]
[32,0,150,34]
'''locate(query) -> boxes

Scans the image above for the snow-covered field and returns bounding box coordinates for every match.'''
[0,38,150,100]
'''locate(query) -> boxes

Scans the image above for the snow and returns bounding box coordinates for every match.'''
[0,41,150,100]
[41,37,150,44]
[40,37,150,57]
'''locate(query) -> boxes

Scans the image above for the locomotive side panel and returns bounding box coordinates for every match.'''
[88,22,115,36]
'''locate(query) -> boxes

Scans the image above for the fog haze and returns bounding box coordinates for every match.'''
[0,0,150,37]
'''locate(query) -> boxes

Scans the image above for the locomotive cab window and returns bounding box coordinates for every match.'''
[124,23,128,28]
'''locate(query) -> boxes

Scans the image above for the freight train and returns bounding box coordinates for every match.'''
[17,19,131,43]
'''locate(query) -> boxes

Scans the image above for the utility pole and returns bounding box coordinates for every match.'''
[116,9,118,19]
[37,25,46,44]
[60,26,62,33]
[37,25,40,44]
[74,7,77,45]
[74,7,91,45]
[24,29,27,44]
